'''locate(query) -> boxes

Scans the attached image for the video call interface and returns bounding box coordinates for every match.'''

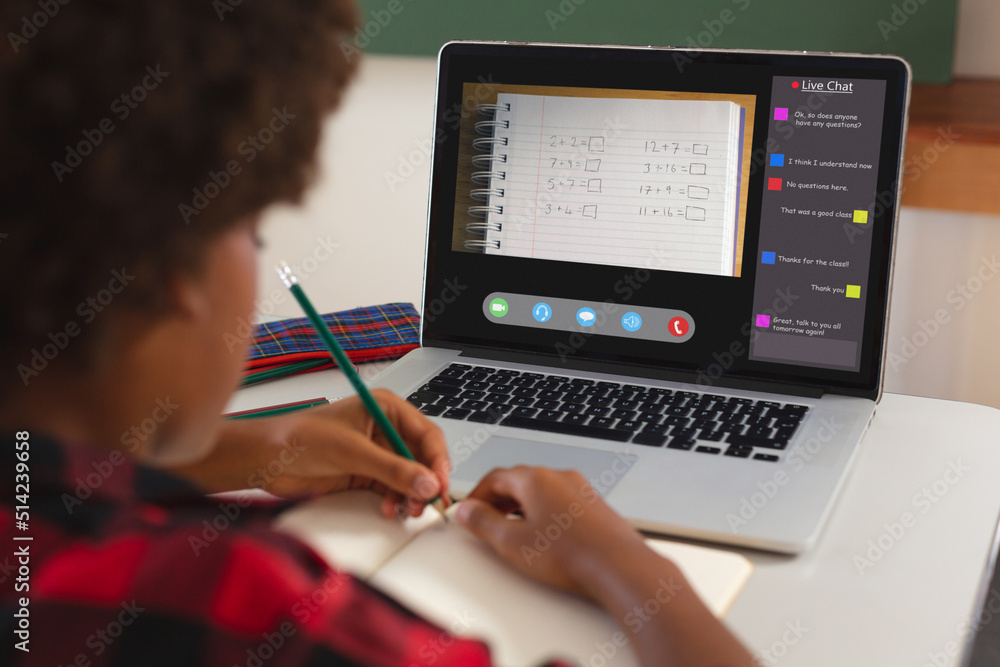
[427,49,900,391]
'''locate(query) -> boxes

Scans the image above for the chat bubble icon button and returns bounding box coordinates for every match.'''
[576,307,597,327]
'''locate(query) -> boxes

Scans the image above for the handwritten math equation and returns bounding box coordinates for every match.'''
[541,203,599,219]
[637,205,707,221]
[638,184,710,199]
[643,162,708,175]
[644,140,710,155]
[548,135,605,151]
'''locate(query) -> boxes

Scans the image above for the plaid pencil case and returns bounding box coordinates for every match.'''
[241,302,420,386]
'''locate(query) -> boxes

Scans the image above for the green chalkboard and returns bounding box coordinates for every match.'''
[351,0,956,82]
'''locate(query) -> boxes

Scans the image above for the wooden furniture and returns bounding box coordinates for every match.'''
[904,79,1000,214]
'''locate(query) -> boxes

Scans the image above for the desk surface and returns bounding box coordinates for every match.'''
[243,54,1000,666]
[231,369,1000,666]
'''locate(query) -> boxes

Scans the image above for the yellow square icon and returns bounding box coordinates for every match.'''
[853,210,868,224]
[846,285,861,299]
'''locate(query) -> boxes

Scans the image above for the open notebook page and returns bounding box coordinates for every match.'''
[274,490,440,579]
[483,93,742,276]
[278,492,752,667]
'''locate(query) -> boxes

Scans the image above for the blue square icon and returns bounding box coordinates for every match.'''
[762,251,776,265]
[770,153,785,167]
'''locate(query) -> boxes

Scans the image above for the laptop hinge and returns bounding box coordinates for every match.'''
[451,345,825,399]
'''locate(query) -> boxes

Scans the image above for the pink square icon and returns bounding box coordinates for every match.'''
[774,107,788,121]
[756,314,771,328]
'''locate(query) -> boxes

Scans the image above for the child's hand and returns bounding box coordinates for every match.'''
[457,467,756,667]
[456,466,655,600]
[175,389,451,518]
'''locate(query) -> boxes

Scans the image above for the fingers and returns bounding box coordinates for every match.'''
[463,466,577,515]
[371,389,452,494]
[463,467,530,507]
[456,497,527,552]
[340,428,442,502]
[381,492,425,519]
[456,467,644,599]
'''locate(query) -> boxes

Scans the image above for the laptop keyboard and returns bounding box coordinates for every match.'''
[406,364,810,462]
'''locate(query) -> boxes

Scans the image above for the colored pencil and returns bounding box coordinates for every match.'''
[241,359,331,387]
[225,397,330,420]
[276,262,448,519]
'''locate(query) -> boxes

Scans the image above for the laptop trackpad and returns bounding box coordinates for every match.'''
[452,436,634,498]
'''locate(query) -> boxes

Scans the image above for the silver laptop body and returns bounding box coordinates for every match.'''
[373,42,911,554]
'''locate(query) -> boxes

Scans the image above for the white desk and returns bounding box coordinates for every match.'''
[241,55,1000,666]
[231,370,1000,666]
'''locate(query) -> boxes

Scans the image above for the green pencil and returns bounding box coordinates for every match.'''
[225,398,330,420]
[241,358,330,387]
[276,262,448,520]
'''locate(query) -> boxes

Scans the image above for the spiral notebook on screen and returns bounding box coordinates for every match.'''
[466,93,746,277]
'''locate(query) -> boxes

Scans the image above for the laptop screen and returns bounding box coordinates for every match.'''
[422,42,909,398]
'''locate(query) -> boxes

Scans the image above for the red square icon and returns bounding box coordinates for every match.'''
[768,178,782,191]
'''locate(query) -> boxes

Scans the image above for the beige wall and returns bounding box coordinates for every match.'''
[954,0,1000,77]
[896,0,1000,409]
[883,209,1000,410]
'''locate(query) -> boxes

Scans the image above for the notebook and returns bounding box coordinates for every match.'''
[470,93,745,276]
[275,490,753,667]
[373,42,911,554]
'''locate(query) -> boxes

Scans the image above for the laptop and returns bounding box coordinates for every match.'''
[372,41,911,553]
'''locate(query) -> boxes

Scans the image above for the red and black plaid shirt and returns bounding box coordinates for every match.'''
[1,435,572,666]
